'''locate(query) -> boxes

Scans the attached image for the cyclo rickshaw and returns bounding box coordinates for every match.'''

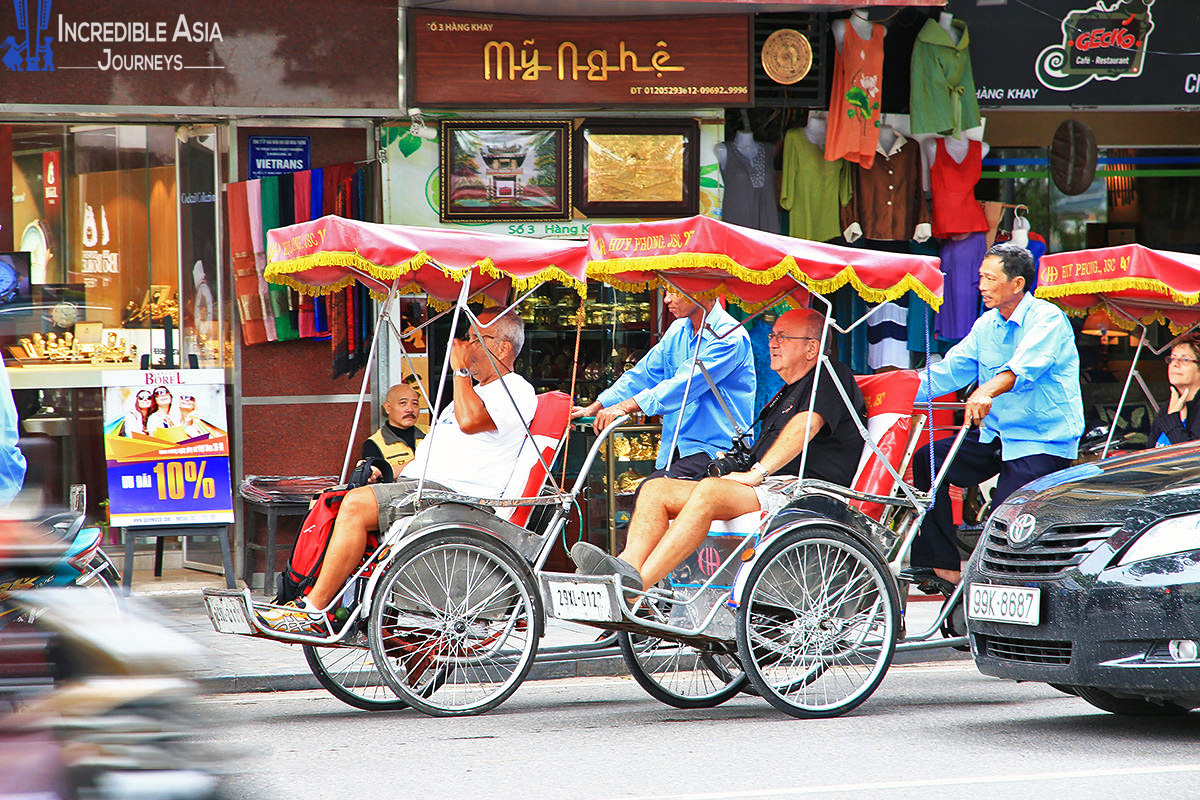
[203,214,972,719]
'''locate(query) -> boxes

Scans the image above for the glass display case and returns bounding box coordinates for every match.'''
[515,282,655,404]
[601,423,661,554]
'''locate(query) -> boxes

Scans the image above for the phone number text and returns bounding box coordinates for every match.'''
[630,85,748,96]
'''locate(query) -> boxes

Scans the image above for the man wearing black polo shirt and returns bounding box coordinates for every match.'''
[572,308,866,592]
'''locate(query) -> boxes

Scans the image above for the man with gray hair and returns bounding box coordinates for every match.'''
[260,308,537,633]
[909,242,1083,590]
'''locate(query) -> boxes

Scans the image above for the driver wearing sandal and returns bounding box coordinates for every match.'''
[571,308,865,594]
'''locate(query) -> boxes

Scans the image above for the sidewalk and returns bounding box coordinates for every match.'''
[133,568,967,695]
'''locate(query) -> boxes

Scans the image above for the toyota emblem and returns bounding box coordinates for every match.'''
[1008,514,1037,547]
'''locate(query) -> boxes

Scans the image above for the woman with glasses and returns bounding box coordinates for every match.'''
[123,389,155,437]
[1147,334,1200,448]
[147,385,180,432]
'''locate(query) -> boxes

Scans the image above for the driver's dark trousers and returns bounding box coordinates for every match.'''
[910,429,1072,571]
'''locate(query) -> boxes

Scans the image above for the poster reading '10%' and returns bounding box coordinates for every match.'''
[101,369,234,527]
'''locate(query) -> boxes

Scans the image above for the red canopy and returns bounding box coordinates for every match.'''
[264,215,587,305]
[586,215,944,311]
[1036,244,1200,332]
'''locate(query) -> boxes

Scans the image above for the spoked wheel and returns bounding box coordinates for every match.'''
[735,526,900,719]
[618,632,747,709]
[368,531,541,717]
[303,641,409,711]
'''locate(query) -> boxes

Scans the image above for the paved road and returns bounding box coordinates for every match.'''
[200,662,1199,800]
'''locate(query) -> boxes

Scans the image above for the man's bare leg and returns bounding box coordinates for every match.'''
[305,486,379,609]
[638,478,761,587]
[617,477,699,573]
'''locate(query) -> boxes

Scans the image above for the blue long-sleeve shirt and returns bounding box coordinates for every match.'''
[0,366,26,506]
[915,292,1083,460]
[599,303,755,469]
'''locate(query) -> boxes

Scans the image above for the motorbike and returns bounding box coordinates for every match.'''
[0,512,121,605]
[0,520,223,799]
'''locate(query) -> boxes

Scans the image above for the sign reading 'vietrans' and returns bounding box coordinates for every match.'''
[247,136,312,181]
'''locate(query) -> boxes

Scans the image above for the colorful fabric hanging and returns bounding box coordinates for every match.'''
[826,20,885,168]
[292,170,317,338]
[246,179,277,341]
[226,181,267,345]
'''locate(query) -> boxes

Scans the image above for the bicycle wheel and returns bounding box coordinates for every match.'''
[368,531,541,717]
[735,526,899,719]
[303,642,409,711]
[618,632,746,708]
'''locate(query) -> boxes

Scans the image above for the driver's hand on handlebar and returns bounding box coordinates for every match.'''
[592,398,640,434]
[570,401,601,421]
[963,388,994,427]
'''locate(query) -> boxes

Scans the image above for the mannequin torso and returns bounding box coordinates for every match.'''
[804,115,828,147]
[832,10,878,51]
[939,12,961,45]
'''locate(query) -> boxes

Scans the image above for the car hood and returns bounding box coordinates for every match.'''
[994,441,1200,531]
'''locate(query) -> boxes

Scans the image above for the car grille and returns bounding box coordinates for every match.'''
[978,633,1072,665]
[980,521,1117,578]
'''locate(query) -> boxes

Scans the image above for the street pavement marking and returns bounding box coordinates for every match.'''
[613,764,1200,800]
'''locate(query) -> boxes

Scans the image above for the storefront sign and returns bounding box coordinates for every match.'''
[408,11,752,107]
[101,369,234,527]
[966,0,1200,107]
[247,136,311,180]
[0,0,400,112]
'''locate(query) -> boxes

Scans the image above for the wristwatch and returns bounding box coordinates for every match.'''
[750,462,770,480]
[453,368,471,378]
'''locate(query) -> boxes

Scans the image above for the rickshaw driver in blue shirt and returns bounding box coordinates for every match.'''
[911,242,1084,589]
[571,292,756,480]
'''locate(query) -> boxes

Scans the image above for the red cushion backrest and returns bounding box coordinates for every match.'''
[504,391,571,527]
[850,370,920,520]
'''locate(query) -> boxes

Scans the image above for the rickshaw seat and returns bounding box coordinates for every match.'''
[499,391,572,527]
[850,370,922,520]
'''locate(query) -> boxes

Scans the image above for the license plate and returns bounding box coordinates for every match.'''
[547,579,612,622]
[967,583,1041,626]
[205,594,254,634]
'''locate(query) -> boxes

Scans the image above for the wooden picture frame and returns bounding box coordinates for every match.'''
[439,120,572,222]
[573,119,700,218]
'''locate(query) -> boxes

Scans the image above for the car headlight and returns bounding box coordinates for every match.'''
[1117,512,1200,566]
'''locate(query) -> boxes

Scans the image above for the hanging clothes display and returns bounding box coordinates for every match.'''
[718,135,780,233]
[841,130,930,242]
[826,19,885,168]
[226,181,267,346]
[909,16,980,138]
[906,239,953,357]
[867,300,909,370]
[781,126,851,242]
[291,170,317,338]
[935,231,986,342]
[930,138,988,238]
[245,179,277,342]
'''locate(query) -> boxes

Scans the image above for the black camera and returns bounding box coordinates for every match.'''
[706,434,755,477]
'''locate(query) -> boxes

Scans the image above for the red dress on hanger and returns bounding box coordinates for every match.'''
[930,138,988,238]
[825,21,884,169]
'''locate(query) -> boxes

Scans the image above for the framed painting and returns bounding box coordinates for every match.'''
[439,120,572,222]
[573,119,700,218]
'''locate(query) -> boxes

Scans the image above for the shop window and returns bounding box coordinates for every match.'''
[2,122,227,514]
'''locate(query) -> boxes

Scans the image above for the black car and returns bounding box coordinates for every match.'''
[964,441,1200,715]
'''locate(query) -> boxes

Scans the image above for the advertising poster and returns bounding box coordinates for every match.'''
[101,369,233,527]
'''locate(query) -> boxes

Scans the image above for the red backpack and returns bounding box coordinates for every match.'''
[273,487,350,605]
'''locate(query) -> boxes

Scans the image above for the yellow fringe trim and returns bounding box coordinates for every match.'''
[1036,276,1200,308]
[586,254,943,311]
[1051,301,1194,334]
[265,250,586,300]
